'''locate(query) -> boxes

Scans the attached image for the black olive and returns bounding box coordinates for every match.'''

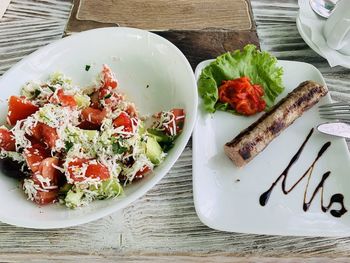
[0,158,27,179]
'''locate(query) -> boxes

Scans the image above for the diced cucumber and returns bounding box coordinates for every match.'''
[146,136,164,165]
[21,82,41,99]
[147,129,172,143]
[49,72,72,86]
[74,94,90,108]
[64,187,84,208]
[94,178,123,199]
[138,121,146,136]
[82,129,98,140]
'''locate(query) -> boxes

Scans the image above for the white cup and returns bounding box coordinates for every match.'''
[323,0,350,55]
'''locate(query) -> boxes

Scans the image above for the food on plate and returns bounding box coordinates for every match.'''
[218,77,266,115]
[198,44,284,114]
[224,80,328,167]
[0,65,185,208]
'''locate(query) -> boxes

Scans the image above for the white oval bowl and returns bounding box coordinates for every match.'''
[0,27,197,229]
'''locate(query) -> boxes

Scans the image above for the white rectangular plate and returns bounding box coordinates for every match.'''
[193,60,350,236]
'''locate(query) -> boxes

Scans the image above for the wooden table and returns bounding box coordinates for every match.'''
[1,0,350,261]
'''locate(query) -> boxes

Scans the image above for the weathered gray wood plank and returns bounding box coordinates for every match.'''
[1,254,350,263]
[0,0,350,261]
[0,0,71,74]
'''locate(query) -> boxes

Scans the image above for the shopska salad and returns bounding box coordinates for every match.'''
[0,65,185,208]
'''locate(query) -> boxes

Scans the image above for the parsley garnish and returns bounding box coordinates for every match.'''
[147,129,175,152]
[47,85,56,92]
[104,94,112,99]
[160,140,175,153]
[65,141,74,152]
[112,138,127,154]
[85,65,91,71]
[33,89,41,98]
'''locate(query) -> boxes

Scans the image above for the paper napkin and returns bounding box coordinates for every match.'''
[298,0,350,67]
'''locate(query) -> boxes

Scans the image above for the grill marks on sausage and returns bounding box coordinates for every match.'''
[292,85,322,111]
[239,144,252,160]
[224,81,328,167]
[268,120,285,135]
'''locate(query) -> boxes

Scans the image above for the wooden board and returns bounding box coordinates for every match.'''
[156,30,259,68]
[65,0,259,68]
[76,0,252,31]
[66,0,256,33]
[65,0,116,34]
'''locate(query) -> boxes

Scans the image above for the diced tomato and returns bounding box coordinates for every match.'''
[67,158,88,182]
[163,108,185,136]
[0,128,15,151]
[98,88,124,110]
[98,87,111,100]
[25,157,60,205]
[171,108,185,117]
[105,94,124,110]
[113,112,132,132]
[7,96,39,126]
[171,108,185,133]
[41,124,58,149]
[90,91,100,109]
[125,103,137,117]
[67,158,109,182]
[101,64,117,89]
[33,189,58,205]
[33,157,60,186]
[85,163,110,180]
[81,107,107,126]
[31,124,42,142]
[31,123,58,150]
[49,89,77,108]
[77,121,101,130]
[24,143,49,173]
[134,165,151,180]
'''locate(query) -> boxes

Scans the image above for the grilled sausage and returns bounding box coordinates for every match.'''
[224,80,328,167]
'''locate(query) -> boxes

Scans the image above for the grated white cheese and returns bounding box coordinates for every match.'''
[23,179,39,201]
[152,111,175,135]
[123,154,154,185]
[36,104,80,129]
[0,149,25,163]
[35,173,58,190]
[11,119,34,150]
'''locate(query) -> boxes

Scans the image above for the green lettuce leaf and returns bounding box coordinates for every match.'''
[198,44,284,113]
